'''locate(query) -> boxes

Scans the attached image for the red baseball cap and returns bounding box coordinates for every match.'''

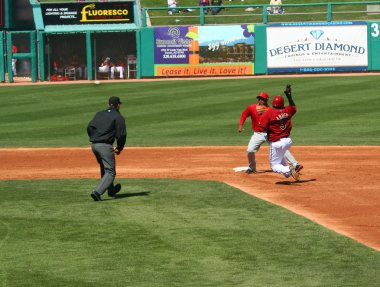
[272,95,284,108]
[257,92,269,100]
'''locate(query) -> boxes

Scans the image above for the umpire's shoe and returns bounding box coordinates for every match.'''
[91,191,102,201]
[108,184,121,197]
[245,167,257,174]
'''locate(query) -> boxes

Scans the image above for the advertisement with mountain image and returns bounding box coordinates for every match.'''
[197,25,254,64]
[154,25,255,77]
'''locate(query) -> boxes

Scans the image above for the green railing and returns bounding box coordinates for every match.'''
[142,1,380,27]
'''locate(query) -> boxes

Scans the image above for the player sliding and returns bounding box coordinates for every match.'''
[258,85,302,181]
[238,91,302,174]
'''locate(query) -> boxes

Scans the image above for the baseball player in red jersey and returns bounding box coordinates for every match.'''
[258,85,301,180]
[238,91,302,174]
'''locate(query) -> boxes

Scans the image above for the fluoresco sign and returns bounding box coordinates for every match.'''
[41,2,134,25]
[81,4,130,22]
[266,22,368,73]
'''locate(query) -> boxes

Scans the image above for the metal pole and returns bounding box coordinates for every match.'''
[263,5,268,24]
[86,31,93,81]
[6,32,13,83]
[142,8,146,28]
[4,0,12,28]
[200,7,205,26]
[47,35,51,81]
[136,30,140,79]
[30,31,37,82]
[327,3,332,22]
[0,32,4,82]
[38,31,45,81]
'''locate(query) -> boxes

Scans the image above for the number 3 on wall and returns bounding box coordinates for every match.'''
[371,23,380,37]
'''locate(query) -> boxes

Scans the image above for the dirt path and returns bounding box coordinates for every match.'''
[1,146,379,251]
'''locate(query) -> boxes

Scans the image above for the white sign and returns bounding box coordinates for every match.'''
[267,23,368,72]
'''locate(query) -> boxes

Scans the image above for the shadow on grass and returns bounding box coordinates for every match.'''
[114,191,151,199]
[95,192,151,202]
[275,178,317,185]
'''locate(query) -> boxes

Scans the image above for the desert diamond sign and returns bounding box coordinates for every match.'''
[267,22,368,73]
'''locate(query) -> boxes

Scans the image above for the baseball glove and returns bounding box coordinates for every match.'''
[284,84,292,97]
[256,104,268,115]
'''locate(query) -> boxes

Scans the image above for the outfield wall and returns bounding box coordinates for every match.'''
[369,21,380,70]
[2,20,380,82]
[139,21,380,77]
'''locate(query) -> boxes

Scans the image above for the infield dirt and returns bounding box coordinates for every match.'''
[1,146,379,251]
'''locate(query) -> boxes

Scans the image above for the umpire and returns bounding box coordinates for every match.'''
[87,96,127,201]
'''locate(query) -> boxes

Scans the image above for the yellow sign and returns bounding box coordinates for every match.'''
[80,4,130,23]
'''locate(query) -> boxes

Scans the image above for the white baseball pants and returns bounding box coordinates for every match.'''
[269,137,292,177]
[111,66,124,79]
[247,132,299,169]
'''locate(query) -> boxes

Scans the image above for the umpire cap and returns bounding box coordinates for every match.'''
[109,96,122,106]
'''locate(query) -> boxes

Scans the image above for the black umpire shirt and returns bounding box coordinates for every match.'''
[87,106,127,151]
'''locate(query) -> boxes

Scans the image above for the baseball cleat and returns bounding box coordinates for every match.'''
[289,165,300,181]
[295,164,303,173]
[108,183,121,197]
[91,191,102,201]
[245,168,257,174]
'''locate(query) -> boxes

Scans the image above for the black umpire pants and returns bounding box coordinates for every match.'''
[91,143,116,195]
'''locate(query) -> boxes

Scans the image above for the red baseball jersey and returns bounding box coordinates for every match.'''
[258,106,297,142]
[239,103,269,132]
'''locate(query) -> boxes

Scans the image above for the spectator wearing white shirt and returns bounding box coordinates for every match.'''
[268,0,284,14]
[167,0,178,15]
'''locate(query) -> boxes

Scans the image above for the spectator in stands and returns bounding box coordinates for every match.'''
[98,57,111,75]
[77,62,88,80]
[211,0,223,15]
[68,55,87,79]
[199,0,210,14]
[53,55,64,76]
[67,55,79,77]
[267,0,284,15]
[167,0,178,15]
[11,44,18,76]
[110,60,125,80]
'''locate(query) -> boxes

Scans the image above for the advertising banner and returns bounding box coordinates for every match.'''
[0,0,3,27]
[41,1,134,25]
[267,22,368,73]
[154,25,255,77]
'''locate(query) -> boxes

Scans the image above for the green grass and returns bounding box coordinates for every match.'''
[4,3,380,286]
[141,0,380,26]
[0,179,379,287]
[1,76,380,147]
[37,0,380,25]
